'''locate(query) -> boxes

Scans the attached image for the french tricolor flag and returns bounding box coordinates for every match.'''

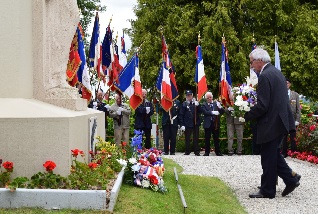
[160,60,173,111]
[195,45,208,101]
[219,39,233,106]
[114,54,142,110]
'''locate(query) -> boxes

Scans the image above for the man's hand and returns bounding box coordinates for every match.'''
[180,126,185,131]
[295,121,300,126]
[117,109,122,115]
[228,107,234,111]
[118,107,124,112]
[146,107,150,114]
[216,101,222,109]
[212,111,220,115]
[194,101,199,106]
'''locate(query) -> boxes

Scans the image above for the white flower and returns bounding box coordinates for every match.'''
[116,159,127,166]
[141,179,150,188]
[128,157,137,164]
[239,117,245,122]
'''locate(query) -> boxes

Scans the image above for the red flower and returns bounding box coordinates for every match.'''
[310,125,316,131]
[43,160,56,172]
[242,95,248,101]
[71,149,84,158]
[88,162,98,169]
[308,113,313,117]
[2,161,13,172]
[148,174,159,185]
[121,142,127,147]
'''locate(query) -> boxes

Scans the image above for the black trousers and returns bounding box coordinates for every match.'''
[251,122,261,155]
[138,128,151,149]
[281,130,297,155]
[163,124,178,154]
[204,123,221,155]
[260,135,298,197]
[184,126,200,154]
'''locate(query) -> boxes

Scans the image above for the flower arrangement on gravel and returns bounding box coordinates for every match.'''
[231,76,257,122]
[0,136,124,190]
[124,130,167,193]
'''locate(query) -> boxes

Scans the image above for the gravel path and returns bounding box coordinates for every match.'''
[164,153,318,214]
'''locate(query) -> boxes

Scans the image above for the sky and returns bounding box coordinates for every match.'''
[87,0,137,52]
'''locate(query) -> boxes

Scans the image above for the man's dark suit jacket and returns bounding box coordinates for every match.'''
[245,63,295,144]
[134,99,154,130]
[201,101,225,129]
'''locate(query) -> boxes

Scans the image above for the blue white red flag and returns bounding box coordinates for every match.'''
[275,41,281,71]
[219,39,233,106]
[195,45,208,101]
[88,12,103,79]
[77,24,92,101]
[114,54,142,110]
[119,31,127,67]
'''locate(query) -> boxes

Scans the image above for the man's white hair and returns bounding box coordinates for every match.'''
[249,48,271,63]
[205,91,213,98]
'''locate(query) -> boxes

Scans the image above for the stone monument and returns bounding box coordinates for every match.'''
[0,0,105,177]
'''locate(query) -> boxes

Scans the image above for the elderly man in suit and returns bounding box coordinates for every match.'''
[201,92,225,156]
[179,90,202,156]
[281,78,301,157]
[245,48,300,199]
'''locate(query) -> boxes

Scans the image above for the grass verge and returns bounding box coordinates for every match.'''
[0,158,246,214]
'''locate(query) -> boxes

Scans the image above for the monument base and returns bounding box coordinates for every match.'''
[0,98,105,178]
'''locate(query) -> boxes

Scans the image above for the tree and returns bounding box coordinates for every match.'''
[129,0,318,101]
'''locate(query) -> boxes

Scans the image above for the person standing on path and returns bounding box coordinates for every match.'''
[245,48,300,199]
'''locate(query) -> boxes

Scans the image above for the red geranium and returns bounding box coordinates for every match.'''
[43,160,56,172]
[310,125,316,131]
[71,149,84,158]
[242,95,248,101]
[121,142,127,147]
[88,162,98,169]
[2,161,13,172]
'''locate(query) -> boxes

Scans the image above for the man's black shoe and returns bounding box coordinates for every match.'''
[282,181,300,197]
[203,153,209,156]
[249,191,274,199]
[170,153,175,155]
[195,153,200,156]
[295,173,301,181]
[228,152,233,156]
[216,153,223,156]
[184,153,190,155]
[163,152,169,155]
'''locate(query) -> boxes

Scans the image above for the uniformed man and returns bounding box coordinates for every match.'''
[160,99,180,155]
[179,90,201,156]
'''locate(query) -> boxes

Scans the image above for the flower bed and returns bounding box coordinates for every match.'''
[0,136,128,211]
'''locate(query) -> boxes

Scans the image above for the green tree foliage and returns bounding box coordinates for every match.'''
[129,0,318,101]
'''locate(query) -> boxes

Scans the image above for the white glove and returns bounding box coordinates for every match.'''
[295,121,299,126]
[228,107,234,111]
[212,111,220,115]
[93,101,97,109]
[216,101,222,109]
[104,104,110,111]
[194,101,199,106]
[146,107,150,114]
[118,107,124,112]
[117,110,121,115]
[180,126,185,131]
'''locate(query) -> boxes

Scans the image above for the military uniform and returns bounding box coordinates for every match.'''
[161,100,180,155]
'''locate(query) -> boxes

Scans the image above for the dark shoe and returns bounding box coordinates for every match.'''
[282,153,288,158]
[216,153,223,156]
[294,173,301,181]
[203,153,209,156]
[184,153,190,155]
[228,152,233,156]
[249,191,274,199]
[163,152,169,155]
[257,186,261,189]
[237,152,242,156]
[195,153,200,156]
[282,182,300,197]
[170,153,175,155]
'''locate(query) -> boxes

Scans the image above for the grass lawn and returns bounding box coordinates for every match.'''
[0,158,246,214]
